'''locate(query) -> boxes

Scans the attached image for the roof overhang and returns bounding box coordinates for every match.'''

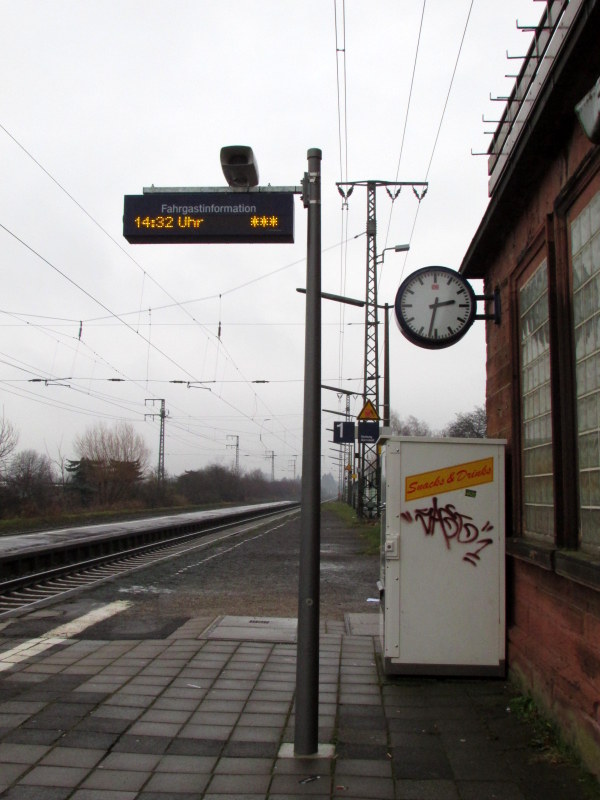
[461,0,600,280]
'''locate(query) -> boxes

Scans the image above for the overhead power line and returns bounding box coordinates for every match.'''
[425,0,474,179]
[393,1,427,183]
[0,221,199,380]
[390,0,476,280]
[334,0,349,185]
[334,0,351,416]
[383,0,427,249]
[0,221,302,453]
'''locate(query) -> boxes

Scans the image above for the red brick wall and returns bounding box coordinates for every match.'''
[484,275,513,444]
[482,122,600,775]
[508,560,600,772]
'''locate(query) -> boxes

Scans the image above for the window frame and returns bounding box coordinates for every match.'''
[497,144,600,588]
[515,249,556,544]
[547,161,600,587]
[563,183,600,556]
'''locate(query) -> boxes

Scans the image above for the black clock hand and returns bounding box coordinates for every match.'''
[427,298,456,337]
[428,299,456,308]
[428,297,440,338]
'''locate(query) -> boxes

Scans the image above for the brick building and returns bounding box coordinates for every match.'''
[459,0,600,774]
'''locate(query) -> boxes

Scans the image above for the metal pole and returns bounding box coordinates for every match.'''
[375,304,391,517]
[295,148,321,756]
[227,434,240,474]
[345,393,352,504]
[384,303,390,428]
[158,399,166,483]
[145,399,166,484]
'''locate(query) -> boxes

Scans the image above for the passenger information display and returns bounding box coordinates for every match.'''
[123,191,294,244]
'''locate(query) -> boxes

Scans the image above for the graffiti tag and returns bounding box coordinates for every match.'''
[401,496,494,566]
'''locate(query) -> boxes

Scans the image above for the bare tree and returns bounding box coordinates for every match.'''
[71,421,151,505]
[0,412,19,472]
[75,421,150,468]
[442,405,487,438]
[48,438,68,488]
[5,450,56,512]
[389,411,432,437]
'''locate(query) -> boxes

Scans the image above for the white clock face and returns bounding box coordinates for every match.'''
[394,267,476,349]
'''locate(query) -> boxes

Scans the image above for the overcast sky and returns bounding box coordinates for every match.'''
[0,0,538,481]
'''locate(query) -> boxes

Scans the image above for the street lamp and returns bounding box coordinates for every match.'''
[383,243,410,255]
[296,288,364,307]
[259,418,271,449]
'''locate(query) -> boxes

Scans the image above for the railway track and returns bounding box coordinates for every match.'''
[0,502,299,617]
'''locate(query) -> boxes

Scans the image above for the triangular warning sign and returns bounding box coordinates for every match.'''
[357,399,379,421]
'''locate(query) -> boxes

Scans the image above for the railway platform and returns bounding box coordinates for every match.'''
[0,611,597,799]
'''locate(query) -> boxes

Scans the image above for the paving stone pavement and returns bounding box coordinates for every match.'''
[0,613,598,799]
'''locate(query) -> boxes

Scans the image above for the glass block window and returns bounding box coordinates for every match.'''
[519,259,554,542]
[572,189,600,553]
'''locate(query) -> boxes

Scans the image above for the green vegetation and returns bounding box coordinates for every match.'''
[508,693,600,797]
[326,501,380,554]
[0,419,300,531]
[509,693,568,761]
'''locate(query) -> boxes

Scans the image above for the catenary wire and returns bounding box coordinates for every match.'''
[0,223,302,456]
[382,0,427,251]
[391,0,476,284]
[0,123,303,457]
[334,0,352,417]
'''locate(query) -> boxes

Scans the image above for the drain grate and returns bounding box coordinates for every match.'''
[202,615,297,643]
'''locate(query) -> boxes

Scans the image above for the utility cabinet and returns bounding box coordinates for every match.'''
[379,435,506,676]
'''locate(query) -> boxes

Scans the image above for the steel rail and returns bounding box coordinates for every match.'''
[0,503,299,616]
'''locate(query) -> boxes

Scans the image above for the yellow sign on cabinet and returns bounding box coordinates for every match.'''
[405,457,494,502]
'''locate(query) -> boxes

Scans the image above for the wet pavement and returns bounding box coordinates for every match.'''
[0,611,598,799]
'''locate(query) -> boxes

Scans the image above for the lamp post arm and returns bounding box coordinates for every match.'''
[296,287,364,307]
